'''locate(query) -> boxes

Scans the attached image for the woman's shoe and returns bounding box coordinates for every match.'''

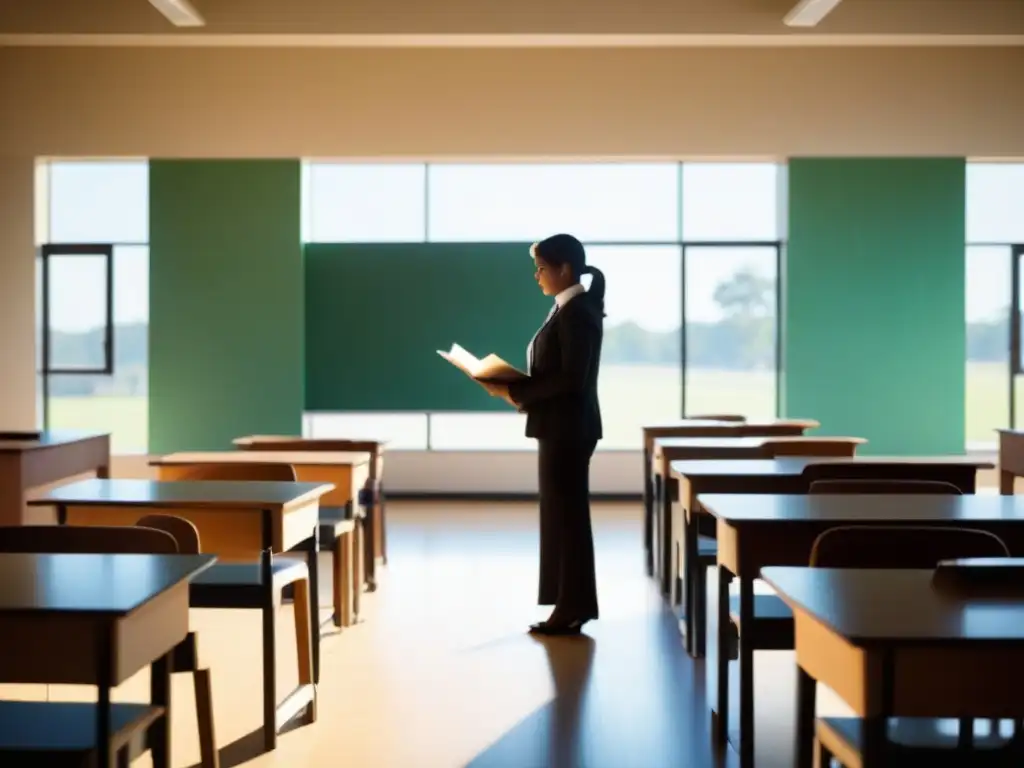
[528,619,587,636]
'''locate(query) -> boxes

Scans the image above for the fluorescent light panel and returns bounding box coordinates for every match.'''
[784,0,843,28]
[148,0,205,27]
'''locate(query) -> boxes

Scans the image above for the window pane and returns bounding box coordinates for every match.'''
[48,161,148,243]
[305,412,428,450]
[965,245,1010,449]
[586,245,683,450]
[307,163,426,242]
[427,163,680,242]
[681,163,780,241]
[429,413,532,450]
[47,246,150,454]
[46,253,109,371]
[967,163,1024,243]
[684,246,777,421]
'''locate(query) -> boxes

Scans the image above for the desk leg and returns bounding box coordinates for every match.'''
[306,529,321,684]
[260,513,278,752]
[737,576,755,768]
[660,476,674,597]
[150,652,172,768]
[794,664,815,768]
[378,480,389,566]
[362,496,377,592]
[712,565,732,747]
[1001,470,1016,495]
[96,625,114,768]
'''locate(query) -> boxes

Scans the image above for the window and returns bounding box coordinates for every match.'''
[47,161,149,243]
[45,246,150,454]
[427,163,680,242]
[967,163,1024,244]
[305,412,429,450]
[429,413,532,450]
[40,160,150,454]
[586,245,683,449]
[306,163,427,243]
[681,163,781,241]
[684,246,778,421]
[965,246,1011,449]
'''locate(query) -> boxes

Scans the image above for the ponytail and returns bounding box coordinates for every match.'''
[581,265,607,316]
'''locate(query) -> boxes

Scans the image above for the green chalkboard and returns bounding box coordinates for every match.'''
[305,243,550,411]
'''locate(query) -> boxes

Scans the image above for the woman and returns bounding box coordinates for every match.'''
[485,233,605,636]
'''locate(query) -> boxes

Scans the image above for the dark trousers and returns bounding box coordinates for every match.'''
[537,438,599,621]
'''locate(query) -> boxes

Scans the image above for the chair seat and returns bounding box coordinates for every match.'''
[728,593,794,650]
[0,700,163,764]
[319,517,356,541]
[191,558,308,588]
[818,716,1019,767]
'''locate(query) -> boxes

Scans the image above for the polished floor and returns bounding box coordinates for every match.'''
[1,501,853,767]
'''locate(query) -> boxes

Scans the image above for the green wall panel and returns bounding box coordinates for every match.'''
[305,243,549,411]
[149,160,303,452]
[783,158,966,455]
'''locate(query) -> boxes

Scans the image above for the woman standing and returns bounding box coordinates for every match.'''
[485,233,605,636]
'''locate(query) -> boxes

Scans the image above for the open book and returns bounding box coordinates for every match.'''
[437,343,527,384]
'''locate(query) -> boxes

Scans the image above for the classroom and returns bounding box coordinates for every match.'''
[0,1,1023,766]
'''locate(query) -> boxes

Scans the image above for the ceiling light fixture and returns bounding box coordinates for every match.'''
[148,0,205,28]
[784,0,843,28]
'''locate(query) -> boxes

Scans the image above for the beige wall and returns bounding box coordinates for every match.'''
[0,158,36,429]
[0,46,1022,158]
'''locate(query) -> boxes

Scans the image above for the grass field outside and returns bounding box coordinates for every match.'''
[48,362,1014,454]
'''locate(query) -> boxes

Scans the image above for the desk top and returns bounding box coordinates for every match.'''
[700,493,1024,523]
[0,431,109,454]
[655,436,771,449]
[152,450,370,467]
[234,435,386,451]
[644,418,820,432]
[671,456,995,479]
[0,552,215,616]
[27,478,334,509]
[762,566,1024,647]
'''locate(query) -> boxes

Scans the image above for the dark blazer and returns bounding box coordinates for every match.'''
[508,292,603,442]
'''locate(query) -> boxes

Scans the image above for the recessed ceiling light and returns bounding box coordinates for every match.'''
[784,0,844,28]
[148,0,206,28]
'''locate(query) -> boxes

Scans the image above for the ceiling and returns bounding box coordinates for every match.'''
[1,0,1022,40]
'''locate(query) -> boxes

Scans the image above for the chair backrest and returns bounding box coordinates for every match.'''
[802,461,975,494]
[0,525,179,554]
[810,525,1009,568]
[809,479,963,495]
[687,414,746,422]
[763,438,863,458]
[173,462,298,482]
[136,514,201,554]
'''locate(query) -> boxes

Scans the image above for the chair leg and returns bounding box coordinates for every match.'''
[337,530,353,627]
[261,584,278,752]
[816,738,833,768]
[379,485,388,565]
[193,668,220,768]
[693,563,708,658]
[292,577,315,689]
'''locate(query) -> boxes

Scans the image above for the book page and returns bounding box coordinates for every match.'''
[437,344,526,382]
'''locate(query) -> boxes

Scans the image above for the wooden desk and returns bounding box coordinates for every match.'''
[998,429,1024,494]
[0,551,215,768]
[30,478,333,560]
[234,435,389,565]
[701,493,1024,768]
[0,431,111,526]
[152,449,374,586]
[667,457,992,656]
[642,420,818,579]
[762,566,1024,768]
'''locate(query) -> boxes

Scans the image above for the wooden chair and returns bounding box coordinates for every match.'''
[811,526,1017,767]
[0,524,219,768]
[153,463,319,751]
[762,437,864,457]
[179,461,359,629]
